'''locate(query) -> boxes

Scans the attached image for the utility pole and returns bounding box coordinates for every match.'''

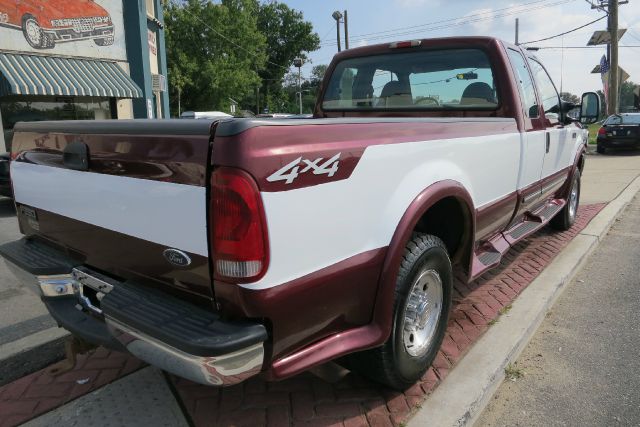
[256,85,260,115]
[608,0,619,114]
[293,58,303,114]
[177,87,181,117]
[515,18,519,45]
[332,11,343,52]
[344,10,349,49]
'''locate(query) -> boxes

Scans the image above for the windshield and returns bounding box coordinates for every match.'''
[322,48,498,111]
[605,114,640,125]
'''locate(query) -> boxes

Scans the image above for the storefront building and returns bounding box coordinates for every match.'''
[0,0,169,153]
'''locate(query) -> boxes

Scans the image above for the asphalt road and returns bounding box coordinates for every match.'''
[476,192,640,427]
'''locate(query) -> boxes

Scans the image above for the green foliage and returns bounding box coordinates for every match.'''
[164,0,267,116]
[254,2,320,112]
[164,0,320,116]
[620,80,638,111]
[274,63,329,114]
[559,92,580,105]
[596,90,606,119]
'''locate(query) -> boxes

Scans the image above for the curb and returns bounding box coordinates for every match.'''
[0,327,69,386]
[409,175,640,427]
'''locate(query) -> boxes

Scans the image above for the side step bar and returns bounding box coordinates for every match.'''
[470,200,565,280]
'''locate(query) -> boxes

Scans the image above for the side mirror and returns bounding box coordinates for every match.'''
[579,92,600,124]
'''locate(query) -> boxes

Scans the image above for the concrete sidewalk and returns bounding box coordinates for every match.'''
[476,192,640,426]
[23,368,189,427]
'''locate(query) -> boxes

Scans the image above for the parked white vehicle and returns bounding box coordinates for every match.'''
[180,111,232,119]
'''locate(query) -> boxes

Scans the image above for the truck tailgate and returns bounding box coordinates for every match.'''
[10,120,216,302]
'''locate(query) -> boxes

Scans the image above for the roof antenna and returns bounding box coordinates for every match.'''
[560,35,564,95]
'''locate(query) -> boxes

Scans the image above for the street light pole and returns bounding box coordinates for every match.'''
[294,58,303,114]
[344,10,349,50]
[332,11,343,52]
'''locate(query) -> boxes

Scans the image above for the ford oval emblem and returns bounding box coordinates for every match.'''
[163,249,192,267]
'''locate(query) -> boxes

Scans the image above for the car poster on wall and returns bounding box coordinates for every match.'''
[0,0,126,61]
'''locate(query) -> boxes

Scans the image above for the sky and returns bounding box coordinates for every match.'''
[283,0,640,97]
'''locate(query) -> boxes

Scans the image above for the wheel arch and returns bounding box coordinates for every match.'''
[371,179,476,342]
[558,145,586,199]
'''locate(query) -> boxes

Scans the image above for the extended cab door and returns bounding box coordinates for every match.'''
[506,48,546,209]
[528,58,572,199]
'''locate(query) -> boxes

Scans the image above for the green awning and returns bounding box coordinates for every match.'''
[0,53,143,98]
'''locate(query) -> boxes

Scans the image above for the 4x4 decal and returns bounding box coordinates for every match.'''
[267,153,341,184]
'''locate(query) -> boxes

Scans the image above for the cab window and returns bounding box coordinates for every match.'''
[322,49,498,110]
[507,49,538,118]
[529,59,560,123]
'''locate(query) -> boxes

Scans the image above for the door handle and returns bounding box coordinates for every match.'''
[545,133,550,153]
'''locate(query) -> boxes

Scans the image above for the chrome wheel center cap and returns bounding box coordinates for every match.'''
[416,299,431,329]
[402,269,444,357]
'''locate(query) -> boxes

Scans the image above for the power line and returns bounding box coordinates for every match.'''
[519,15,606,44]
[583,0,609,13]
[319,0,577,47]
[319,0,556,43]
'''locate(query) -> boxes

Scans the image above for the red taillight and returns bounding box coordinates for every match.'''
[211,167,268,282]
[598,127,606,135]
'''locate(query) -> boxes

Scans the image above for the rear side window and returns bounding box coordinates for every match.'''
[507,49,539,118]
[529,59,560,122]
[322,49,498,110]
[604,114,640,125]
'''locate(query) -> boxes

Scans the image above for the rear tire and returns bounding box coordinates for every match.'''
[350,233,452,390]
[551,170,580,231]
[596,144,606,154]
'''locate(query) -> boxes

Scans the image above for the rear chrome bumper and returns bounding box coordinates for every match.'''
[0,238,267,387]
[106,318,264,386]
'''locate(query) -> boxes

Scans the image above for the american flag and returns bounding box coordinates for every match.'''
[600,54,610,108]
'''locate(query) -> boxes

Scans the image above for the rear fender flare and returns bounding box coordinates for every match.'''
[558,144,586,199]
[370,180,475,343]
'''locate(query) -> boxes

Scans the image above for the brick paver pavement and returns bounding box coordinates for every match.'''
[0,204,604,427]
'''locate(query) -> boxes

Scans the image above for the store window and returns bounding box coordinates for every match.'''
[1,96,112,151]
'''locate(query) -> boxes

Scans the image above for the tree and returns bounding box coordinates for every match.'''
[164,0,267,116]
[254,2,320,112]
[559,92,580,105]
[310,64,328,86]
[596,90,607,118]
[275,63,329,114]
[620,80,638,111]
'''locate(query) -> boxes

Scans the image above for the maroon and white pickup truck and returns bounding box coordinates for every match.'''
[1,37,599,390]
